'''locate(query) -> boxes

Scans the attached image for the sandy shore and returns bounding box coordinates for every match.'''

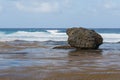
[0,41,120,80]
[0,67,120,80]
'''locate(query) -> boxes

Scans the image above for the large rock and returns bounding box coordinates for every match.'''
[66,27,103,49]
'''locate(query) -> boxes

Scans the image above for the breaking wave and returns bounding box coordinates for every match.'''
[0,29,119,43]
[0,30,67,41]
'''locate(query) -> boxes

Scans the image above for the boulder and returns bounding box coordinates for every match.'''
[66,27,103,49]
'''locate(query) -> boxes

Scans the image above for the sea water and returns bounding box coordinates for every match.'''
[0,28,120,80]
[0,28,119,43]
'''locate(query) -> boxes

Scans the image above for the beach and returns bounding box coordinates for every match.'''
[0,28,119,80]
[0,40,119,80]
[1,0,120,79]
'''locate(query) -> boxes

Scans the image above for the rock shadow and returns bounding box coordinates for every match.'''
[68,49,102,56]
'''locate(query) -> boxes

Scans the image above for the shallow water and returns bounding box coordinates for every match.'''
[0,41,120,80]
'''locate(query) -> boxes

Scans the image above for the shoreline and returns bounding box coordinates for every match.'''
[0,40,119,80]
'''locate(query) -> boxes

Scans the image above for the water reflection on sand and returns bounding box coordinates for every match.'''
[0,41,120,80]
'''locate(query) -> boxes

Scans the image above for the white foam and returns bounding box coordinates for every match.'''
[100,33,120,43]
[0,31,68,42]
[0,31,119,43]
[47,30,59,34]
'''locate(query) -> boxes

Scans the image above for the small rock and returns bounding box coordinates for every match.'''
[53,45,75,49]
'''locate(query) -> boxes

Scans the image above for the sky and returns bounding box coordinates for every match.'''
[0,0,120,28]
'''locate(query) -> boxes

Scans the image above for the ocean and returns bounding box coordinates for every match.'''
[0,28,120,43]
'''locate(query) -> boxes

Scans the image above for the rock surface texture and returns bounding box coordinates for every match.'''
[66,27,103,49]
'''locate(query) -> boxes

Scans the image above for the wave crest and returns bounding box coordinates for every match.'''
[0,31,67,41]
[101,33,120,43]
[0,31,120,43]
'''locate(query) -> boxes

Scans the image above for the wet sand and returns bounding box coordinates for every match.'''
[0,41,120,80]
[0,68,120,80]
